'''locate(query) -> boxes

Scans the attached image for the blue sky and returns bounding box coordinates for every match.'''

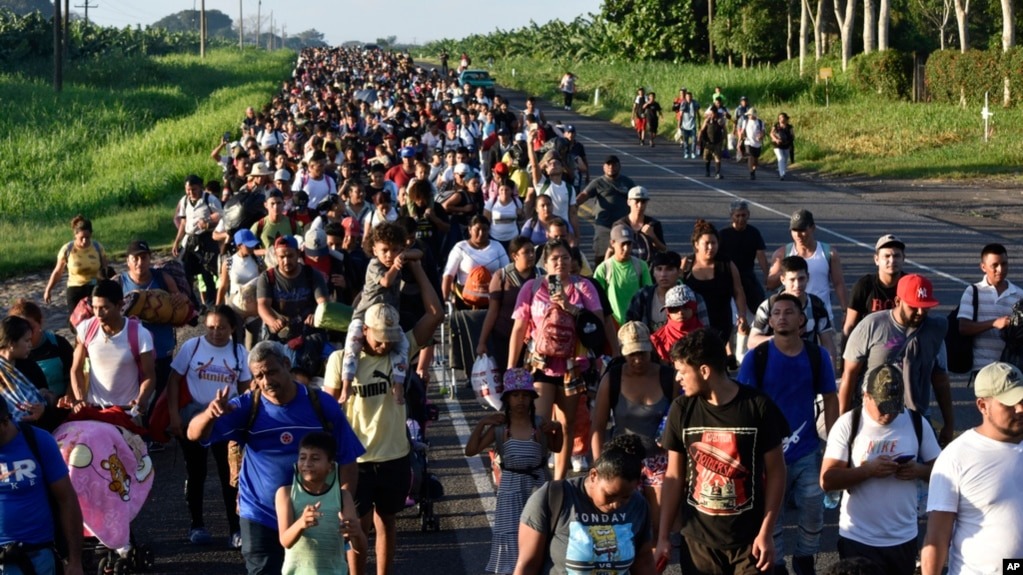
[89,0,604,46]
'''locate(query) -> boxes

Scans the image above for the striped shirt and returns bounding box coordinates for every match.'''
[957,277,1023,371]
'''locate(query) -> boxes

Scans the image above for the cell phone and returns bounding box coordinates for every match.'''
[893,454,914,464]
[223,131,231,143]
[655,554,668,573]
[548,275,562,294]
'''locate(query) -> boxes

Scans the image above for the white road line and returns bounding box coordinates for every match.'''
[578,134,969,286]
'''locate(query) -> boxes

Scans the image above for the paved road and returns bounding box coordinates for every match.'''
[124,89,1018,574]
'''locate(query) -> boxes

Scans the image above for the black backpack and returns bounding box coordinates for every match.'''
[945,285,978,374]
[223,190,267,235]
[750,340,824,392]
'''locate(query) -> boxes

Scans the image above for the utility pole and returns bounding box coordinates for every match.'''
[74,0,97,27]
[200,0,206,58]
[256,0,261,50]
[268,12,273,50]
[53,0,62,92]
[62,0,69,59]
[238,0,243,49]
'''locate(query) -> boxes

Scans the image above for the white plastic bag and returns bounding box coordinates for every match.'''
[470,354,503,410]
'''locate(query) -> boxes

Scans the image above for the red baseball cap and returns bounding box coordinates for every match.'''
[341,217,362,237]
[896,274,939,308]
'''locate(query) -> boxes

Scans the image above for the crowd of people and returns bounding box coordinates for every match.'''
[0,44,1020,575]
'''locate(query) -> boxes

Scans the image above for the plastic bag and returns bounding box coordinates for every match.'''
[470,354,502,410]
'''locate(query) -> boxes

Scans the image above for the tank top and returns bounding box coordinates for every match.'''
[683,259,734,338]
[120,271,175,358]
[788,241,833,317]
[282,464,348,575]
[613,394,670,454]
[62,241,106,287]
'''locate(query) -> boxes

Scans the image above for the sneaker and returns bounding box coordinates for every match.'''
[547,454,555,469]
[751,171,756,180]
[189,527,213,545]
[779,173,786,181]
[571,455,589,472]
[229,531,242,550]
[792,555,816,575]
[715,173,723,180]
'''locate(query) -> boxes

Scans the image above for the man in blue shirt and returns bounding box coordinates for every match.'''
[737,293,838,575]
[0,400,84,575]
[188,341,364,575]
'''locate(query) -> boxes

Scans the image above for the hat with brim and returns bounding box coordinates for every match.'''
[974,362,1023,405]
[896,274,939,309]
[619,321,653,356]
[249,163,273,177]
[501,368,537,399]
[126,239,151,256]
[364,303,403,343]
[233,229,260,249]
[865,364,905,415]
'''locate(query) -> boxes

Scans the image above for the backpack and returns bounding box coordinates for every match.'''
[601,256,643,287]
[500,263,526,290]
[751,340,824,393]
[537,178,575,207]
[153,259,201,312]
[845,407,924,489]
[945,285,978,374]
[706,116,726,144]
[459,265,493,308]
[245,383,333,441]
[223,190,267,234]
[530,278,578,359]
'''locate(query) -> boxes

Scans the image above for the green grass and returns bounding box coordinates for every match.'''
[485,57,1023,181]
[0,48,295,278]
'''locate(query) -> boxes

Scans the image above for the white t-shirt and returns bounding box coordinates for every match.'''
[176,193,223,237]
[296,174,336,209]
[442,240,510,286]
[824,409,941,547]
[484,196,521,242]
[743,117,765,148]
[927,428,1023,575]
[534,177,575,223]
[170,336,252,406]
[77,318,154,408]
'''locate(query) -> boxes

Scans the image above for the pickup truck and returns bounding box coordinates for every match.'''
[457,69,496,99]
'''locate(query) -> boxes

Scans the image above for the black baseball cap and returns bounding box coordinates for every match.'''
[127,240,151,255]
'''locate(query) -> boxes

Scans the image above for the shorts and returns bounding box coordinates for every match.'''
[354,454,413,517]
[532,369,586,396]
[679,537,760,575]
[703,142,723,161]
[746,145,762,159]
[634,118,647,132]
[641,452,667,487]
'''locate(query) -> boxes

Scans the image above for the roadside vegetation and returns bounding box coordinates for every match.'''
[0,48,294,278]
[473,57,1023,181]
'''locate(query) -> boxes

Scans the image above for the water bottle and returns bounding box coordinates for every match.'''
[823,490,841,510]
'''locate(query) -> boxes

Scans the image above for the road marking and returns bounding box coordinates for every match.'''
[577,134,969,286]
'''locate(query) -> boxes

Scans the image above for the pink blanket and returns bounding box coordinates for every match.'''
[53,420,155,549]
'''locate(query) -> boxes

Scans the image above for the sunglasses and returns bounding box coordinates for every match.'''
[666,307,685,313]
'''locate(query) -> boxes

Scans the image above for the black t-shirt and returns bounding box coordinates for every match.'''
[661,384,788,549]
[849,273,899,318]
[717,225,766,275]
[256,265,328,337]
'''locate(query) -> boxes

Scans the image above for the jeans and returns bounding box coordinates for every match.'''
[240,518,284,575]
[774,147,791,176]
[0,548,56,575]
[773,450,824,562]
[182,437,239,533]
[682,128,696,156]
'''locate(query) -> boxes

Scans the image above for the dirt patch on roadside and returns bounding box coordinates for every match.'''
[811,175,1023,243]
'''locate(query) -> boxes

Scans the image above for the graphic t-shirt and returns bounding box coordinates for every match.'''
[256,266,328,337]
[0,426,69,545]
[661,385,788,549]
[848,273,899,318]
[170,336,251,406]
[521,477,649,575]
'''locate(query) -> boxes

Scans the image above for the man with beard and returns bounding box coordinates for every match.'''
[256,236,328,343]
[843,234,907,337]
[576,155,636,264]
[738,294,837,575]
[840,274,954,446]
[922,361,1023,575]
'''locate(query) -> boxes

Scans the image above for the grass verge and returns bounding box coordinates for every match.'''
[482,57,1023,181]
[0,48,294,278]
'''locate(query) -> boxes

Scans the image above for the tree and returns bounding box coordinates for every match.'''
[878,0,891,49]
[834,0,857,70]
[600,0,702,61]
[954,0,969,51]
[0,0,51,15]
[375,35,397,48]
[152,9,232,36]
[1000,0,1013,51]
[915,0,953,49]
[863,0,876,52]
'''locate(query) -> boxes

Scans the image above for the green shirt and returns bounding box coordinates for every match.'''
[595,257,652,325]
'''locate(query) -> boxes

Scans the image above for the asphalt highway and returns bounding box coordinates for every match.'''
[125,89,1012,574]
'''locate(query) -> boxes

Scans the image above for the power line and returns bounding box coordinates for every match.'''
[74,0,98,26]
